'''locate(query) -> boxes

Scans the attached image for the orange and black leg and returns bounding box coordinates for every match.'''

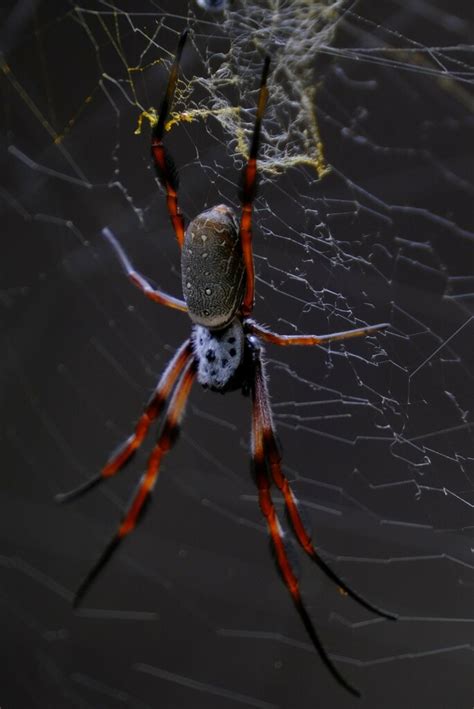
[253,349,396,622]
[251,358,360,697]
[72,356,196,608]
[247,319,390,346]
[151,30,188,249]
[239,56,271,316]
[102,227,187,311]
[56,339,193,504]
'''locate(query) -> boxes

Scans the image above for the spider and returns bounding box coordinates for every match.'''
[57,31,396,697]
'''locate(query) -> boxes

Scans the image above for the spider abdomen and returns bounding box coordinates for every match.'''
[181,205,245,330]
[192,318,245,391]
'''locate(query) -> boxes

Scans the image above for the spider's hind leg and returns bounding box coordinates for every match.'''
[151,30,188,249]
[239,56,271,316]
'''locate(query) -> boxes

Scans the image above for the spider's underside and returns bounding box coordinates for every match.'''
[57,31,396,698]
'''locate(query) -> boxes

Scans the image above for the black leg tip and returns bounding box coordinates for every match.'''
[54,475,102,504]
[176,29,188,58]
[262,55,271,79]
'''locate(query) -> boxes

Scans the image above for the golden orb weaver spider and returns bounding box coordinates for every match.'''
[57,30,396,697]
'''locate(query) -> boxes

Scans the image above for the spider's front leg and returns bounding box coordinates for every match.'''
[56,339,193,503]
[72,357,197,608]
[250,353,360,698]
[253,347,396,622]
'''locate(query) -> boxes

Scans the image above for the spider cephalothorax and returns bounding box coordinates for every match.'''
[57,30,395,698]
[192,317,245,391]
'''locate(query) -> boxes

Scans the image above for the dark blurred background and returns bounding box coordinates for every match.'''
[1,1,473,707]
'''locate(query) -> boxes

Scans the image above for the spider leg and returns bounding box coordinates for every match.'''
[56,339,193,504]
[251,356,360,698]
[239,56,271,317]
[253,350,396,621]
[73,357,196,608]
[247,319,390,346]
[102,227,187,312]
[151,30,187,249]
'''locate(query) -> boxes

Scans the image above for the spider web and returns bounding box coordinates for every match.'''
[1,1,474,707]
